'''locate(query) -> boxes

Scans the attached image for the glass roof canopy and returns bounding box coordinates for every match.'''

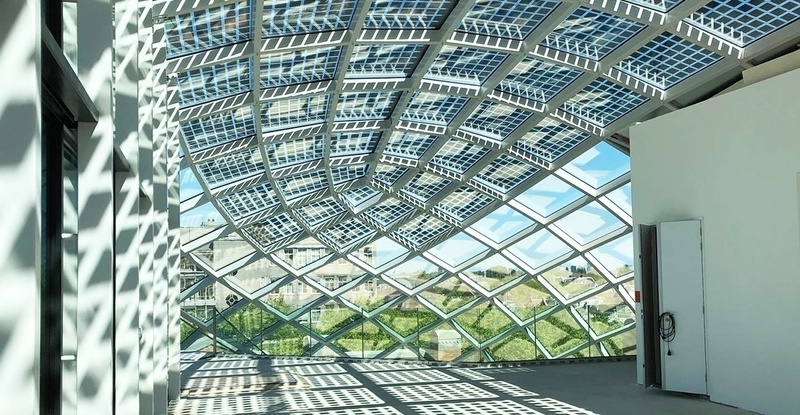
[171,0,800,360]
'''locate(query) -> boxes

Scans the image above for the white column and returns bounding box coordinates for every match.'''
[114,0,142,413]
[138,2,156,414]
[151,19,171,415]
[76,0,116,411]
[0,1,41,414]
[166,59,183,403]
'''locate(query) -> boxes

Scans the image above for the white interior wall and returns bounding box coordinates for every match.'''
[631,67,800,414]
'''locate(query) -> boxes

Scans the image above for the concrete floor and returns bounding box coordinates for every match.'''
[171,354,755,415]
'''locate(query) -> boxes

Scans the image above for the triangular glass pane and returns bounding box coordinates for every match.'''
[311,301,360,338]
[180,257,208,293]
[512,175,584,217]
[606,183,632,216]
[507,229,572,270]
[532,308,587,357]
[453,301,514,344]
[181,200,225,231]
[418,276,480,314]
[463,253,524,291]
[181,202,226,245]
[562,141,629,188]
[194,237,257,271]
[182,285,218,323]
[180,167,204,202]
[377,305,439,338]
[554,202,625,246]
[622,280,635,299]
[262,324,306,356]
[223,257,287,294]
[589,234,634,277]
[341,276,400,313]
[215,304,264,354]
[384,255,444,289]
[427,232,490,269]
[334,321,399,359]
[415,322,473,362]
[468,205,536,245]
[260,279,323,313]
[602,329,636,356]
[488,331,540,361]
[541,257,608,300]
[497,279,557,322]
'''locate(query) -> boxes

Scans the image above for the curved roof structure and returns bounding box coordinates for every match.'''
[173,0,800,359]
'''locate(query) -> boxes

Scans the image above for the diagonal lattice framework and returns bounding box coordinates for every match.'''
[161,0,800,361]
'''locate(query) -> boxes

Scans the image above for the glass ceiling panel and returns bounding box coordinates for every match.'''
[461,101,534,141]
[182,106,256,153]
[365,0,455,29]
[513,118,590,164]
[626,0,681,12]
[589,233,634,278]
[347,44,426,78]
[331,165,368,184]
[330,132,381,156]
[165,1,253,58]
[473,154,538,195]
[401,172,451,202]
[468,204,535,245]
[561,141,630,189]
[177,58,252,107]
[242,212,304,252]
[513,175,584,218]
[262,0,357,38]
[196,147,263,189]
[276,170,329,200]
[617,33,722,89]
[546,7,645,60]
[458,0,560,39]
[687,0,800,46]
[384,132,437,159]
[364,198,416,230]
[434,187,494,224]
[561,78,648,127]
[341,186,380,210]
[374,164,408,186]
[427,46,507,85]
[193,237,257,271]
[336,91,399,121]
[260,46,342,89]
[260,94,330,132]
[392,214,452,250]
[296,197,346,228]
[427,232,489,269]
[554,201,625,246]
[430,140,489,174]
[372,237,410,269]
[506,228,572,271]
[402,92,469,126]
[218,183,280,221]
[266,135,324,169]
[497,58,583,103]
[606,183,632,216]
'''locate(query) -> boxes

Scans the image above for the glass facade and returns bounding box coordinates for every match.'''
[171,0,800,362]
